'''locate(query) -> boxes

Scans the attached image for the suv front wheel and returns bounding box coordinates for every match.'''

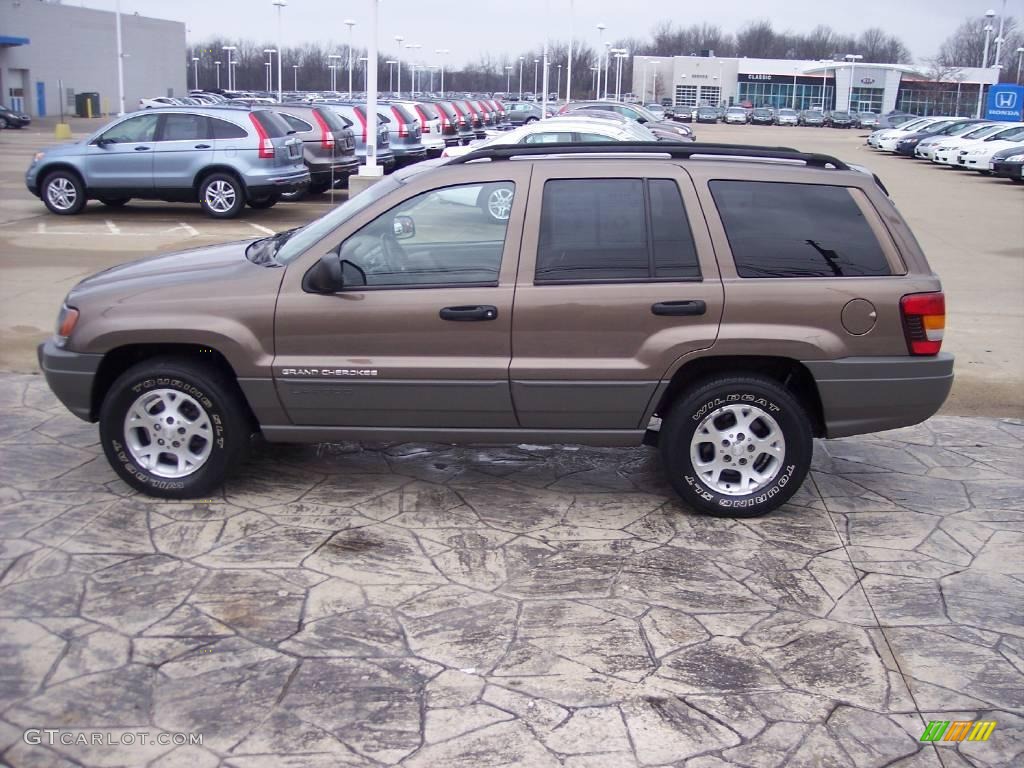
[199,173,245,218]
[99,358,251,498]
[660,376,813,517]
[42,170,86,215]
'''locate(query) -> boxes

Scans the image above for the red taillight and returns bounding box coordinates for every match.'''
[249,113,275,159]
[901,292,945,355]
[391,106,408,138]
[353,108,368,141]
[312,110,334,150]
[414,105,431,133]
[558,105,569,115]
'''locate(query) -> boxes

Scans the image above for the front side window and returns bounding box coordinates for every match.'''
[336,183,515,287]
[99,114,160,143]
[709,180,891,278]
[536,178,700,283]
[160,113,211,141]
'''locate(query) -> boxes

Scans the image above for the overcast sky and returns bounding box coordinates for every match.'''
[74,0,1022,65]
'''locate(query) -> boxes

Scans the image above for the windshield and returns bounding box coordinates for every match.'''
[943,122,980,136]
[779,109,797,116]
[273,176,404,264]
[966,124,1006,139]
[727,108,745,114]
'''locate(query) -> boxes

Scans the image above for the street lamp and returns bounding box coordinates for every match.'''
[292,63,299,91]
[596,23,606,100]
[994,0,1007,68]
[222,46,237,91]
[344,19,356,98]
[977,11,996,118]
[566,0,574,104]
[265,61,272,92]
[436,48,449,96]
[843,53,862,111]
[359,56,369,92]
[505,64,513,94]
[611,49,628,102]
[263,49,276,92]
[115,0,125,115]
[518,55,525,99]
[792,66,799,109]
[214,60,222,89]
[328,54,341,92]
[405,43,422,96]
[533,58,540,96]
[557,63,563,101]
[192,56,200,90]
[386,60,398,92]
[604,42,613,100]
[272,1,286,103]
[820,58,832,109]
[394,34,405,97]
[1016,46,1024,84]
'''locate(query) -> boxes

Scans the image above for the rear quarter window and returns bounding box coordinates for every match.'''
[709,180,891,278]
[211,118,248,139]
[252,110,290,138]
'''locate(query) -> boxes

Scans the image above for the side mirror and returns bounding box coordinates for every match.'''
[636,117,648,124]
[302,254,366,293]
[392,215,416,240]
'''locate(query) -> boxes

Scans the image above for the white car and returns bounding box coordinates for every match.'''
[138,97,182,109]
[871,117,956,152]
[914,122,991,160]
[440,114,657,159]
[390,100,447,154]
[932,123,1024,165]
[866,117,942,148]
[724,107,748,124]
[956,128,1024,171]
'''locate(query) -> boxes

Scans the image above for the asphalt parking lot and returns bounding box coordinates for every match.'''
[1,120,1022,767]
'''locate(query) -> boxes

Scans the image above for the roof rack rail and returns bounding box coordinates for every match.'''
[445,141,850,170]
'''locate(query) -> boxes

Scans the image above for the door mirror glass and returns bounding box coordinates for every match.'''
[302,254,366,293]
[392,215,416,240]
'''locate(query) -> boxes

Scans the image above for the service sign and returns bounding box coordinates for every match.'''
[985,84,1024,122]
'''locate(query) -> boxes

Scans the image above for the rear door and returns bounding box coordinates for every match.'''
[151,113,214,190]
[510,161,725,429]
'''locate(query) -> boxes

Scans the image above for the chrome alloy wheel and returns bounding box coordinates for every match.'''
[689,403,786,496]
[205,179,237,213]
[123,388,213,478]
[46,177,78,211]
[487,187,514,220]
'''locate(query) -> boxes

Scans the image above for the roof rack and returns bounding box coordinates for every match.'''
[445,141,850,170]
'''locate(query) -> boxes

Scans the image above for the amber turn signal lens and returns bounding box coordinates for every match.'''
[57,306,79,338]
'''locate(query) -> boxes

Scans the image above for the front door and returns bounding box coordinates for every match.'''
[510,162,725,429]
[152,112,214,191]
[81,113,159,194]
[273,166,531,429]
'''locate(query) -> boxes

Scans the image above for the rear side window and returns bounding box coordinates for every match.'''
[709,180,891,278]
[211,117,247,139]
[251,110,289,138]
[160,113,211,141]
[536,178,700,283]
[279,113,313,133]
[390,104,417,124]
[315,107,350,131]
[417,103,439,120]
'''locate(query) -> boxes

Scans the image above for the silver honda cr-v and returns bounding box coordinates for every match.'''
[26,106,310,218]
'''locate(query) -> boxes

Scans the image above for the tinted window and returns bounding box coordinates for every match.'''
[337,183,514,287]
[649,180,700,279]
[100,114,159,143]
[316,108,351,131]
[280,113,313,133]
[709,180,891,278]
[159,113,210,141]
[211,117,248,139]
[252,110,289,137]
[417,103,439,120]
[390,104,417,123]
[536,179,700,283]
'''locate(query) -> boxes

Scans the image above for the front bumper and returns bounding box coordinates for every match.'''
[37,339,104,422]
[992,159,1024,178]
[803,353,954,439]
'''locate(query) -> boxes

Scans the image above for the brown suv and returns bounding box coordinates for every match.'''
[37,143,953,516]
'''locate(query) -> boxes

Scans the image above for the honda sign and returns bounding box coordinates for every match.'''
[985,84,1024,121]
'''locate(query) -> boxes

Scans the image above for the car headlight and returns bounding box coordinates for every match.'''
[1004,154,1024,162]
[31,152,45,165]
[55,304,80,349]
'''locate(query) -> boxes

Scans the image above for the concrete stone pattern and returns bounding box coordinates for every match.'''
[0,372,1021,767]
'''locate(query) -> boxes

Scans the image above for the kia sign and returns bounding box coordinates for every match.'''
[986,84,1024,122]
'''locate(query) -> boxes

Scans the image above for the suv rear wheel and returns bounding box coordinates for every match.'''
[99,358,251,498]
[199,173,245,218]
[659,376,813,517]
[42,170,86,215]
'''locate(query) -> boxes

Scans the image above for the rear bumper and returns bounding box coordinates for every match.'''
[37,339,103,422]
[803,353,954,439]
[309,158,360,182]
[247,168,311,197]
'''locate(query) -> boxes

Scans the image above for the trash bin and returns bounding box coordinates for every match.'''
[75,92,101,118]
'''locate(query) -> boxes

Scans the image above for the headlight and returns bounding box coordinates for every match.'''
[55,304,80,349]
[31,152,45,165]
[1005,154,1024,162]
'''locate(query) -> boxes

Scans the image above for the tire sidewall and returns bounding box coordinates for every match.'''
[199,173,245,218]
[100,364,242,498]
[661,379,812,517]
[42,171,86,215]
[478,184,513,223]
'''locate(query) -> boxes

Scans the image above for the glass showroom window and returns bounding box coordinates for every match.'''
[850,87,884,113]
[897,88,973,117]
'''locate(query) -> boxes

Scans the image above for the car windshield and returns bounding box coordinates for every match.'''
[727,108,745,114]
[832,112,850,118]
[779,109,797,116]
[271,175,404,264]
[754,109,772,116]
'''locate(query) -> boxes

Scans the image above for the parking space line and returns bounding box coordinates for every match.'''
[105,219,120,235]
[247,223,275,235]
[179,222,199,237]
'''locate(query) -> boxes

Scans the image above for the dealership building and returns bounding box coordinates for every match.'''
[631,55,1000,116]
[0,0,186,118]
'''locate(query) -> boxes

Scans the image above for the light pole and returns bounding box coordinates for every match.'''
[792,66,798,109]
[394,34,405,97]
[533,58,540,96]
[518,56,525,99]
[844,53,862,111]
[994,0,1007,68]
[359,56,368,92]
[1016,47,1024,84]
[265,61,272,91]
[977,11,995,118]
[272,1,286,103]
[650,61,659,103]
[361,0,381,179]
[223,46,237,91]
[292,64,298,90]
[115,0,125,114]
[386,60,397,92]
[405,43,422,96]
[591,65,599,98]
[596,23,606,100]
[328,54,341,92]
[435,49,449,96]
[639,57,647,103]
[566,0,574,104]
[820,58,832,109]
[505,65,513,95]
[192,56,200,90]
[263,49,276,92]
[612,49,628,102]
[215,60,221,89]
[557,63,563,100]
[344,19,356,98]
[604,42,612,99]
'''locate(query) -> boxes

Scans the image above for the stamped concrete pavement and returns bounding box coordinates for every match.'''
[0,372,1022,768]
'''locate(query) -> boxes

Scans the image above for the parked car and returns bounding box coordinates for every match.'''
[775,108,799,126]
[644,103,667,119]
[956,127,1024,171]
[559,101,695,141]
[504,102,547,126]
[320,103,396,171]
[695,107,719,124]
[932,123,1024,165]
[750,108,774,125]
[451,100,486,139]
[827,111,855,128]
[432,100,475,145]
[867,117,953,150]
[395,101,447,156]
[855,112,880,129]
[380,102,428,166]
[895,119,985,157]
[877,111,917,129]
[275,103,358,197]
[798,110,825,127]
[724,107,748,124]
[0,104,31,129]
[26,107,309,217]
[139,97,183,109]
[38,141,952,519]
[990,145,1024,182]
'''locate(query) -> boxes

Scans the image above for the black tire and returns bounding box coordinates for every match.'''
[524,116,538,124]
[477,183,515,223]
[659,376,813,518]
[99,357,252,499]
[308,181,332,195]
[0,117,7,129]
[247,194,280,209]
[99,197,130,208]
[41,170,87,215]
[198,172,245,218]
